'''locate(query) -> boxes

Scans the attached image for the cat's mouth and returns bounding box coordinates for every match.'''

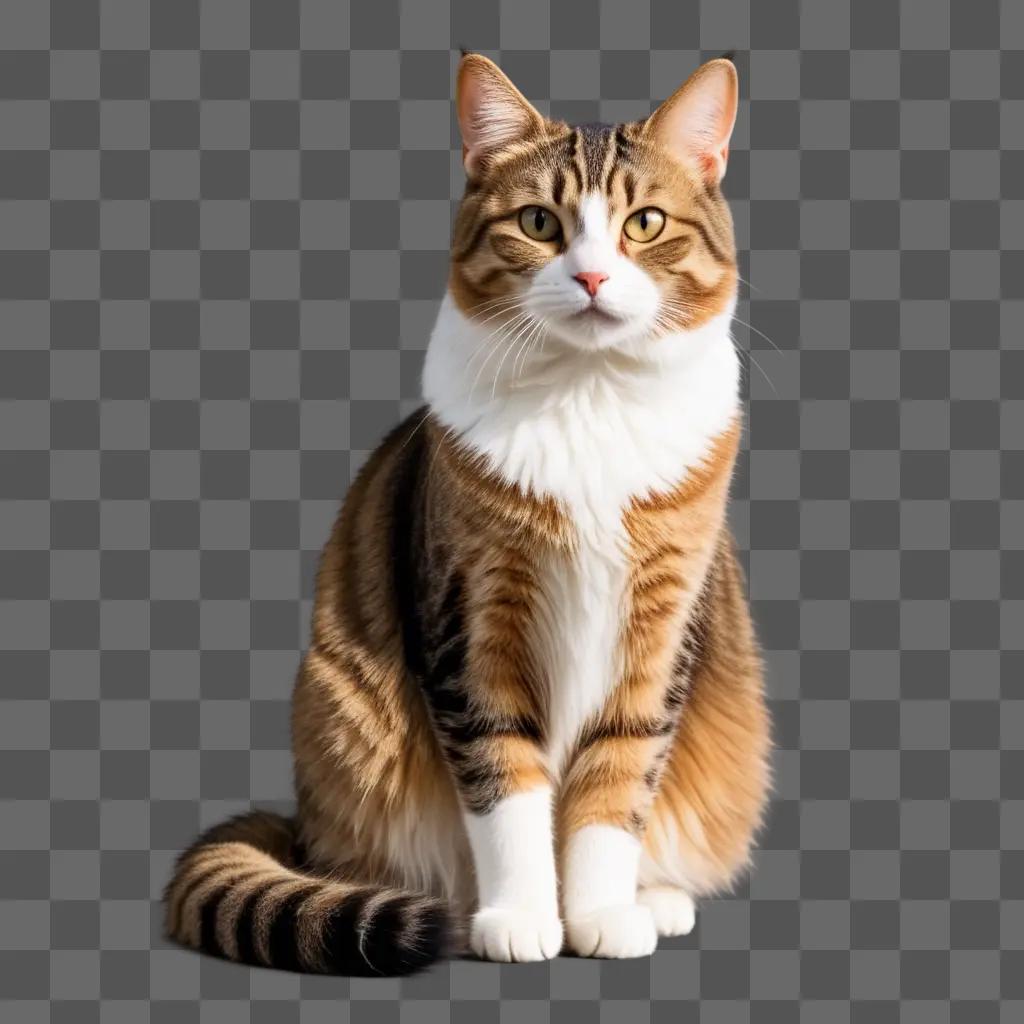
[542,299,652,351]
[568,304,623,326]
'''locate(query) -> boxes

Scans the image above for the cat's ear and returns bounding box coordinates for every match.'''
[645,58,738,183]
[456,53,544,176]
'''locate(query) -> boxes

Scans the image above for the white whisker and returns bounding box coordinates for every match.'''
[729,314,785,355]
[513,317,546,380]
[468,313,533,397]
[466,310,530,368]
[490,314,537,400]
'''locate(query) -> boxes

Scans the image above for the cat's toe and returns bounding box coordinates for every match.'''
[565,904,658,959]
[470,906,564,962]
[637,887,696,937]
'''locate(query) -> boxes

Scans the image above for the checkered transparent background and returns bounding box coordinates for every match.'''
[1,0,1022,1019]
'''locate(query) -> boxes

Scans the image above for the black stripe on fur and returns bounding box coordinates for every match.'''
[234,880,282,966]
[199,882,233,958]
[267,885,318,972]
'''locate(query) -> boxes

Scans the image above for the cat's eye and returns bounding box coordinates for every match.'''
[519,205,561,242]
[623,208,666,243]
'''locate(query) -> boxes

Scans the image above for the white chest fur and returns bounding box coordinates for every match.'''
[539,528,629,774]
[423,294,740,776]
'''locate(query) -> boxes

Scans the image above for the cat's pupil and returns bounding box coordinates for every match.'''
[534,209,545,232]
[639,212,648,231]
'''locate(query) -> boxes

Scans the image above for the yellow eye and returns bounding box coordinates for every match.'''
[623,207,666,243]
[519,205,561,242]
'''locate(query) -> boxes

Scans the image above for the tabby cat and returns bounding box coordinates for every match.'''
[164,53,769,973]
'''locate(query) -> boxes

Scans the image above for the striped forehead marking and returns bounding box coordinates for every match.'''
[575,123,615,188]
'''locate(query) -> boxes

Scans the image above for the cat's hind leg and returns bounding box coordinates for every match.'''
[637,886,696,937]
[638,544,771,932]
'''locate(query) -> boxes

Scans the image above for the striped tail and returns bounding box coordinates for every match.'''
[164,812,450,975]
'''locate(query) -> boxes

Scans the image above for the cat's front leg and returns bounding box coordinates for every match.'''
[464,787,563,962]
[560,819,658,959]
[422,554,562,962]
[558,728,673,958]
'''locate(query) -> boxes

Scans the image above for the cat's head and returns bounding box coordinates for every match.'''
[449,54,739,355]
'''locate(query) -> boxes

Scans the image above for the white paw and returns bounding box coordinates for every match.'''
[470,906,564,962]
[565,904,658,959]
[637,887,696,937]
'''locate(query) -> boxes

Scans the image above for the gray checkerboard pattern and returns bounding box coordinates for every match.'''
[1,0,1021,1019]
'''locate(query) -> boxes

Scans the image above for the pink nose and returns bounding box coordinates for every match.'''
[573,271,609,297]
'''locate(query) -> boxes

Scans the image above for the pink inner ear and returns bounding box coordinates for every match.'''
[650,61,737,184]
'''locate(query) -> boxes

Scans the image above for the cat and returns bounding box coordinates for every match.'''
[164,53,770,974]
